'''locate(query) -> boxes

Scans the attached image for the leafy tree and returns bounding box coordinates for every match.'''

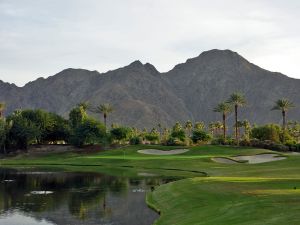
[43,113,70,143]
[69,105,88,129]
[227,92,246,145]
[7,111,39,150]
[171,122,185,141]
[94,103,113,130]
[192,130,212,144]
[70,117,106,147]
[21,109,52,144]
[0,119,11,154]
[110,127,131,143]
[287,121,300,142]
[272,98,295,130]
[145,128,160,143]
[214,102,232,139]
[251,124,281,143]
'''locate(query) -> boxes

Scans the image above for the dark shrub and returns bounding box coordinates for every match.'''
[129,136,142,145]
[191,130,211,144]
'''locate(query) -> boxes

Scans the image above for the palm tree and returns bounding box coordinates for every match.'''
[272,98,295,130]
[185,120,193,137]
[209,122,223,136]
[214,102,232,139]
[194,121,205,130]
[94,103,113,129]
[227,92,246,145]
[241,120,251,139]
[0,102,6,119]
[77,101,89,111]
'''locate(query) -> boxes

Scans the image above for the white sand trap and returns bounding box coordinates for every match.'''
[285,152,300,155]
[213,154,286,164]
[213,153,286,164]
[30,191,53,195]
[138,149,189,155]
[234,154,286,164]
[212,157,239,164]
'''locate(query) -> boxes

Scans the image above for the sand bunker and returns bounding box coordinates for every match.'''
[138,149,189,155]
[212,157,239,164]
[30,191,53,195]
[213,153,286,164]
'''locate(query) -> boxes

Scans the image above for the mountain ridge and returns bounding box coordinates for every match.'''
[0,49,299,128]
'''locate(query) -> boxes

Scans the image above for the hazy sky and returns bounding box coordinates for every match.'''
[1,0,300,86]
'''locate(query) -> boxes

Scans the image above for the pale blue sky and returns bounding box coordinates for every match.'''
[0,0,300,86]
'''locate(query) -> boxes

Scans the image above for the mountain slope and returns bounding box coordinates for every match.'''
[164,49,300,124]
[0,49,299,128]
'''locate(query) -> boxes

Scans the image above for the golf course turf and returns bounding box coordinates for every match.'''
[1,145,300,225]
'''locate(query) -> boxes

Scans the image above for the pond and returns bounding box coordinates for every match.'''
[0,168,177,225]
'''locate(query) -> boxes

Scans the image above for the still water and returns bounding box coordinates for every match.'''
[0,168,176,225]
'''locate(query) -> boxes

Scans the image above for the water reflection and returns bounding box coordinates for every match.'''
[0,168,175,225]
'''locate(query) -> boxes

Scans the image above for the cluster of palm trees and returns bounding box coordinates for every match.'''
[214,92,295,144]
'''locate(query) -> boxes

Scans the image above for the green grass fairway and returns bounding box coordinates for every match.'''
[1,145,300,224]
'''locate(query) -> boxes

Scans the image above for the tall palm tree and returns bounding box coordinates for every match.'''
[214,102,232,139]
[0,102,6,119]
[227,92,246,145]
[94,103,113,129]
[272,98,295,130]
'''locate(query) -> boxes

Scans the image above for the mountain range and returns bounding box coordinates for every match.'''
[1,49,299,128]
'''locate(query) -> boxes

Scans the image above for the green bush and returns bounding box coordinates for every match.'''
[70,118,106,147]
[171,130,186,142]
[166,137,184,146]
[251,124,281,143]
[110,127,132,143]
[129,136,142,145]
[191,130,211,144]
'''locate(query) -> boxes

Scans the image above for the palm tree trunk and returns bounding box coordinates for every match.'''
[282,110,286,143]
[223,113,226,140]
[235,105,239,145]
[104,114,107,130]
[282,110,286,130]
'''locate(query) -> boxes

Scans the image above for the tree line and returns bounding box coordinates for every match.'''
[0,92,299,154]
